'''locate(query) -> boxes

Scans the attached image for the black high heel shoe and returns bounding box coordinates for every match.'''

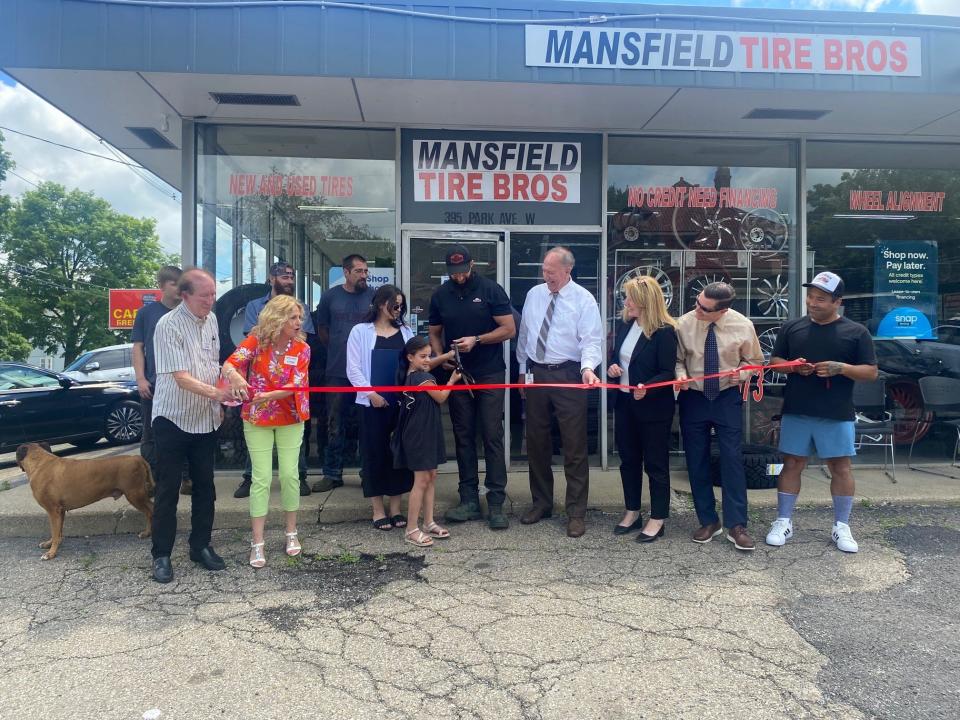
[613,515,644,535]
[635,525,665,544]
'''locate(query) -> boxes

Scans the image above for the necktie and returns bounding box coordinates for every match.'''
[535,292,558,362]
[704,322,720,400]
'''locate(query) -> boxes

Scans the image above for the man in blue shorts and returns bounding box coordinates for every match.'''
[767,271,878,553]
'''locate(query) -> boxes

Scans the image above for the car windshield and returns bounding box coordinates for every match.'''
[64,352,95,372]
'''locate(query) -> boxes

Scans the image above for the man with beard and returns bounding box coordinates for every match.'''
[311,254,375,492]
[233,261,316,498]
[428,245,515,529]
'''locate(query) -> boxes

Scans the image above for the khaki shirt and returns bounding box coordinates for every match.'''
[675,308,764,392]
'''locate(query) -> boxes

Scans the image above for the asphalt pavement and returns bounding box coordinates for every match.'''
[1,504,957,720]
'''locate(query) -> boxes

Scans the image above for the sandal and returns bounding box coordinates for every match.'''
[390,515,407,529]
[249,541,266,568]
[372,517,393,531]
[404,528,434,548]
[285,531,302,557]
[424,521,450,539]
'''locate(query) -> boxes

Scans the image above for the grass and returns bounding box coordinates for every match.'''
[0,480,10,492]
[374,553,386,564]
[337,550,361,564]
[79,554,96,570]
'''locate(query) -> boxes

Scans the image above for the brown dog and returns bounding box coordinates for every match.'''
[16,442,154,560]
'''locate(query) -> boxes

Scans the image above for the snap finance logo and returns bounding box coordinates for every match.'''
[525,27,921,77]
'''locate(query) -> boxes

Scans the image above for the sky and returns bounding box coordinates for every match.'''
[0,0,956,259]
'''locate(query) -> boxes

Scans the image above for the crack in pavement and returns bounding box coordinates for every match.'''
[0,507,951,720]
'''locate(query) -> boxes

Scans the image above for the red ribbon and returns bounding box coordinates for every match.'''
[269,360,803,401]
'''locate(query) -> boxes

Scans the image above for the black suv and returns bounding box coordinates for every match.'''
[0,362,142,452]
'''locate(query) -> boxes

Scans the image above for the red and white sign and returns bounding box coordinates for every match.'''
[413,140,582,203]
[526,26,922,77]
[849,190,946,212]
[228,174,354,198]
[108,289,162,330]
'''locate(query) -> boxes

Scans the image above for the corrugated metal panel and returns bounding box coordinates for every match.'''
[1,0,958,96]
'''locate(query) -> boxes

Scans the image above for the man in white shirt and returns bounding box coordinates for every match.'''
[516,247,603,538]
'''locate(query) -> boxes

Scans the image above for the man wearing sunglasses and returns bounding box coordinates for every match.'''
[675,282,764,551]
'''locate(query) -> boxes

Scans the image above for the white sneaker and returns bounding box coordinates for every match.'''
[765,518,794,547]
[832,522,859,553]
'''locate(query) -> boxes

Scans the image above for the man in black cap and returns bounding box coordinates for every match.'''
[233,261,316,498]
[767,271,877,554]
[428,244,516,529]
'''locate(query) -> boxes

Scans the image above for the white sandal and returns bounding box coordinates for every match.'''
[285,531,302,557]
[249,541,266,568]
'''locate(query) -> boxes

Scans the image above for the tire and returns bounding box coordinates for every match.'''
[69,436,102,449]
[214,283,269,362]
[104,400,143,445]
[710,443,782,490]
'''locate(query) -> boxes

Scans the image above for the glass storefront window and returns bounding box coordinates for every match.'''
[196,125,397,470]
[608,137,798,462]
[807,141,960,464]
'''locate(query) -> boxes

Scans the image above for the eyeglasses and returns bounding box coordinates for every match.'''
[695,298,721,313]
[391,303,404,311]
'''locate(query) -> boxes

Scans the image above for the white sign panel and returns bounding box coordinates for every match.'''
[328,266,394,289]
[525,26,922,76]
[412,139,582,203]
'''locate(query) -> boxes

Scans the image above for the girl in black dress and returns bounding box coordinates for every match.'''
[393,336,461,548]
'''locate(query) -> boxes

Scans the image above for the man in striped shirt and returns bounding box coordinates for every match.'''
[150,268,232,584]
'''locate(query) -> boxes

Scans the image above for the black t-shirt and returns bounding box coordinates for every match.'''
[428,274,512,376]
[773,315,877,421]
[131,300,174,386]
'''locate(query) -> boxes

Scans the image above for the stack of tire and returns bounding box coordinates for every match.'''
[709,443,782,490]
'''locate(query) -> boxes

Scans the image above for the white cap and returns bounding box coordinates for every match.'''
[803,271,844,298]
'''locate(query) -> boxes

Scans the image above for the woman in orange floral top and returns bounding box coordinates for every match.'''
[222,295,310,568]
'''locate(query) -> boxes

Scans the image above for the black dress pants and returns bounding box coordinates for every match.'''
[614,394,672,519]
[447,372,508,507]
[150,416,217,559]
[525,362,589,518]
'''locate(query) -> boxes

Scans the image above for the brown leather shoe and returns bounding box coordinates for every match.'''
[179,478,193,496]
[726,525,756,551]
[692,522,722,543]
[520,506,552,525]
[567,517,585,538]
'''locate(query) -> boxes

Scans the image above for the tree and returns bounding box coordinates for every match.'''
[0,131,31,361]
[0,182,167,364]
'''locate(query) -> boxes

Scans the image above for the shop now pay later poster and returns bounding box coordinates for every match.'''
[873,240,938,339]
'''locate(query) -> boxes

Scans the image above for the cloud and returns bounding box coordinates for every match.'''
[913,0,960,15]
[0,81,182,255]
[796,0,900,10]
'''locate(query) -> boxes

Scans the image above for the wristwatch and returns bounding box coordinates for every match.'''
[474,335,482,345]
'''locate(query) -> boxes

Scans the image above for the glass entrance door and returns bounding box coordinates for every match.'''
[401,230,508,470]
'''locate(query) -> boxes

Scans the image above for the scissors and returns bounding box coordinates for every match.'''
[452,343,475,398]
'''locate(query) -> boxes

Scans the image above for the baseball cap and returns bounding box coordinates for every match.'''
[444,245,473,274]
[803,271,844,299]
[269,261,295,277]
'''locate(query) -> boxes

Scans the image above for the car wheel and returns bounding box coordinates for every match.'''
[215,283,270,362]
[887,380,932,445]
[69,436,102,449]
[104,400,143,445]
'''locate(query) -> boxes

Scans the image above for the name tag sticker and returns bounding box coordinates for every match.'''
[283,355,297,366]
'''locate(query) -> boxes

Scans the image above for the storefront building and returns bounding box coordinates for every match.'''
[3,0,960,468]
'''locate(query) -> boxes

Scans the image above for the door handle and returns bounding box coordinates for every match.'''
[0,400,21,406]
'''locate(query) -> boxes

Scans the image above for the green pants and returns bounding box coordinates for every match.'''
[243,421,304,518]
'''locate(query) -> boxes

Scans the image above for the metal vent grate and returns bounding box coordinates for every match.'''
[209,92,300,106]
[125,127,177,149]
[744,108,830,120]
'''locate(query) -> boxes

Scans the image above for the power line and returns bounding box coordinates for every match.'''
[5,170,39,188]
[98,140,180,203]
[0,126,147,168]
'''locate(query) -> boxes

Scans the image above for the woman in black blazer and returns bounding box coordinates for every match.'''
[607,275,678,543]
